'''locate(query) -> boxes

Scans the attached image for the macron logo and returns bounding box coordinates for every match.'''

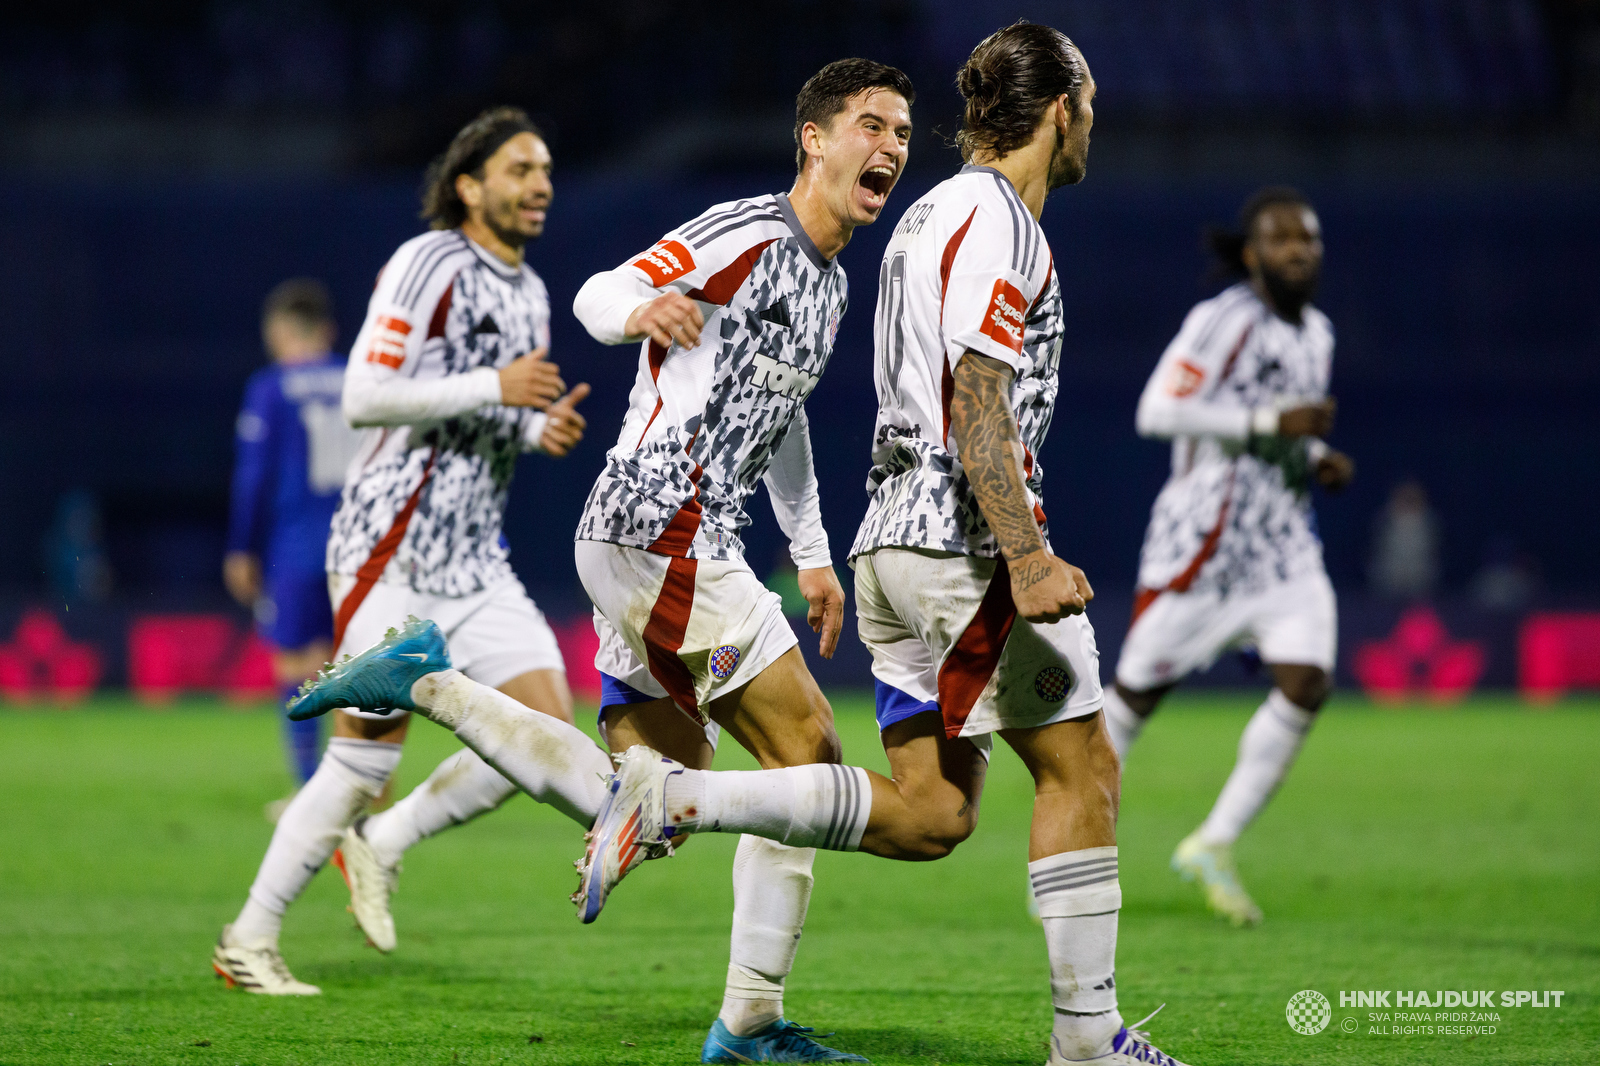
[633,239,696,286]
[980,279,1027,353]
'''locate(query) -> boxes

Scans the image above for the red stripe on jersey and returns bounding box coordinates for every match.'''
[686,240,776,305]
[1129,466,1237,628]
[1022,447,1047,526]
[937,556,1017,739]
[331,450,437,652]
[938,208,979,443]
[635,398,664,450]
[640,556,705,723]
[647,460,704,558]
[647,340,669,382]
[1029,252,1054,315]
[425,276,456,340]
[938,207,979,326]
[1216,324,1254,387]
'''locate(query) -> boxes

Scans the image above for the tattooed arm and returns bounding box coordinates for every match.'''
[950,351,1093,623]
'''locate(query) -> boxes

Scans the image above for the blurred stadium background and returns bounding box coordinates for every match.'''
[1,0,1597,702]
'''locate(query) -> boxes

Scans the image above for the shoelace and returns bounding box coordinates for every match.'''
[767,1022,850,1061]
[1119,1004,1177,1065]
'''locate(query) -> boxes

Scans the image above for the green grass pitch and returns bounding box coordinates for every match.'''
[1,693,1595,1065]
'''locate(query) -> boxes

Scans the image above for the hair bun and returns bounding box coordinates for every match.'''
[958,62,1003,112]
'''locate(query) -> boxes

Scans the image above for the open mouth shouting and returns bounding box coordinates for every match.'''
[856,163,898,215]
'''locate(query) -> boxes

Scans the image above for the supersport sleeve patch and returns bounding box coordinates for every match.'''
[632,239,697,287]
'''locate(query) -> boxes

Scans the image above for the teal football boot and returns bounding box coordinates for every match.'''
[287,616,450,721]
[701,1018,868,1063]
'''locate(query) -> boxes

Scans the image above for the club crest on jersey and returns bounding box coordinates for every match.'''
[750,353,819,399]
[710,644,741,681]
[1034,666,1069,703]
[980,279,1026,353]
[634,239,696,286]
[367,314,411,369]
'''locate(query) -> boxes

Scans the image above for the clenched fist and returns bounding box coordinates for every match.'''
[538,383,591,457]
[498,347,566,409]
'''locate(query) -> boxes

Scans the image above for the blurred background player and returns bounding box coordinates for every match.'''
[213,106,593,995]
[1101,187,1355,927]
[225,279,359,806]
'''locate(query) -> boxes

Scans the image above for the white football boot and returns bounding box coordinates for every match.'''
[1049,1006,1192,1065]
[572,745,678,923]
[1171,831,1263,927]
[333,818,398,953]
[212,925,321,995]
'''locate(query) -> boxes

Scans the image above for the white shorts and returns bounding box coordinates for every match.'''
[853,548,1104,753]
[330,573,565,721]
[574,539,797,726]
[1115,569,1338,691]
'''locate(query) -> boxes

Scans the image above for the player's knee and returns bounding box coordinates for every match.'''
[902,812,976,860]
[1279,671,1331,712]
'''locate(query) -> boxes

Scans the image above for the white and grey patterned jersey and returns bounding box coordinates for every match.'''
[574,193,846,563]
[850,165,1062,561]
[327,229,552,596]
[1133,282,1334,598]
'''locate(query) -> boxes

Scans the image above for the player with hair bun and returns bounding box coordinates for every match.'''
[552,22,1196,1066]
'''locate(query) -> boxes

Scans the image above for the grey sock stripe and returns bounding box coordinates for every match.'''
[1032,854,1118,878]
[822,764,845,851]
[1030,858,1117,887]
[839,767,862,850]
[1033,869,1120,895]
[829,765,857,851]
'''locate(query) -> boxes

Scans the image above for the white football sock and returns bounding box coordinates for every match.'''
[232,737,402,945]
[719,836,816,1036]
[360,747,518,867]
[1101,687,1145,762]
[1031,847,1123,1060]
[663,763,871,851]
[409,670,609,827]
[1198,688,1315,846]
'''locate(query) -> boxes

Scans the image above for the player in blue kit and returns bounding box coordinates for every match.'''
[226,279,362,792]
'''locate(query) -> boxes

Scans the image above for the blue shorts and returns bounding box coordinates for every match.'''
[596,671,721,750]
[874,678,939,732]
[258,568,333,651]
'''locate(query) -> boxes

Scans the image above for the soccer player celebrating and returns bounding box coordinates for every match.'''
[500,24,1185,1065]
[1101,187,1354,927]
[213,107,594,995]
[288,60,914,1061]
[225,280,360,797]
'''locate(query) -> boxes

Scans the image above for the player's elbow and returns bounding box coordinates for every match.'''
[1134,396,1173,440]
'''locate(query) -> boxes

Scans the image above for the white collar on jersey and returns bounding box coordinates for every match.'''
[775,193,835,272]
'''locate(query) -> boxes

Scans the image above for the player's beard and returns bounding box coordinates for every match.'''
[485,193,537,251]
[1046,122,1088,190]
[1260,261,1319,318]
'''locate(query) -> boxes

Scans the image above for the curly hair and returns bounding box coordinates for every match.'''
[955,22,1087,162]
[421,106,543,230]
[1205,186,1315,278]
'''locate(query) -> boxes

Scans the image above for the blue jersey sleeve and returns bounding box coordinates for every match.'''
[227,369,281,556]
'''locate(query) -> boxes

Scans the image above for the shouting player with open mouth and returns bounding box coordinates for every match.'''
[287,59,915,1063]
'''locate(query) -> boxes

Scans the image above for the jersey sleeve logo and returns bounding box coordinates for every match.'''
[1166,358,1206,397]
[979,278,1027,353]
[633,239,696,286]
[366,315,412,369]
